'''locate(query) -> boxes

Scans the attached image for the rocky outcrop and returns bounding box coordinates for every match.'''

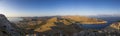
[110,22,120,30]
[74,29,120,36]
[0,14,22,36]
[16,16,106,36]
[1,14,120,36]
[32,17,82,36]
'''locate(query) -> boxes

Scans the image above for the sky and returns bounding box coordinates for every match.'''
[0,0,120,17]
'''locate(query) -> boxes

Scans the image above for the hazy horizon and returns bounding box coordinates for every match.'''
[0,0,120,17]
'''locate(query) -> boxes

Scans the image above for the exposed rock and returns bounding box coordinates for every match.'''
[1,14,120,36]
[77,30,120,36]
[110,22,120,30]
[0,14,23,36]
[15,16,106,36]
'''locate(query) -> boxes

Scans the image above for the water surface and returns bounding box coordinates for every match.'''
[7,17,23,22]
[79,17,120,29]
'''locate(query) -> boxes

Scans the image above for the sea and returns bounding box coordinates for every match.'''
[7,17,23,22]
[7,16,120,29]
[79,16,120,29]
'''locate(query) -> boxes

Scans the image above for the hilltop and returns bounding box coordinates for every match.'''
[15,16,106,36]
[1,14,120,36]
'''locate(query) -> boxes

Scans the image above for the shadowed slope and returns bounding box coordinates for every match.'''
[0,14,24,36]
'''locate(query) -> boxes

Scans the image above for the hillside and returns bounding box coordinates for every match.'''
[0,14,24,36]
[1,14,120,36]
[110,22,120,30]
[15,16,106,36]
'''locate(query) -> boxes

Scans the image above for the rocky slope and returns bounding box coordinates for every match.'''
[62,16,106,24]
[0,14,24,36]
[110,22,120,30]
[15,16,107,36]
[76,22,120,36]
[1,14,120,36]
[34,17,83,36]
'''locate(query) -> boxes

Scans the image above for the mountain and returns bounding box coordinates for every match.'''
[15,16,106,36]
[17,16,83,36]
[1,14,120,36]
[0,14,24,36]
[61,16,106,24]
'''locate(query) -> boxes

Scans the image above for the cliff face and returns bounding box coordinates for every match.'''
[0,14,21,36]
[1,14,119,36]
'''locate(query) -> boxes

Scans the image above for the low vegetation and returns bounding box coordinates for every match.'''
[14,16,106,35]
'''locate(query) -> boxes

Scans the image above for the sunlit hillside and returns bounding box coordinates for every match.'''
[13,16,107,36]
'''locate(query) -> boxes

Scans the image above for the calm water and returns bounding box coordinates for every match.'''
[7,17,23,22]
[79,21,114,29]
[7,17,120,29]
[79,17,120,29]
